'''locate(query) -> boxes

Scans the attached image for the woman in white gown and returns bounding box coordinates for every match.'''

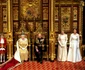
[67,29,82,62]
[14,33,28,62]
[57,30,68,61]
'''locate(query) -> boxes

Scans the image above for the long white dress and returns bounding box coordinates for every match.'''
[57,34,68,61]
[67,33,82,63]
[14,38,28,62]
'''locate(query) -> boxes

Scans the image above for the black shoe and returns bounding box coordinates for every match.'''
[40,61,43,64]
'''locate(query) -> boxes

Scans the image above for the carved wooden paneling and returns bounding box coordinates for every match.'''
[35,22,43,32]
[3,22,7,32]
[13,7,18,20]
[61,7,71,32]
[73,7,78,21]
[43,7,48,20]
[20,0,41,20]
[13,0,18,3]
[54,4,79,33]
[43,0,48,3]
[43,22,48,32]
[0,6,2,32]
[54,22,58,32]
[13,22,19,32]
[0,0,7,3]
[55,0,80,2]
[73,22,78,29]
[28,22,35,32]
[54,7,59,21]
[3,7,7,21]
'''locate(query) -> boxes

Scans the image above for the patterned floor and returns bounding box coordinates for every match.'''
[14,60,85,70]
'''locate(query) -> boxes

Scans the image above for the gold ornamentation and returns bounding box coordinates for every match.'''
[43,7,48,20]
[36,22,43,33]
[61,7,71,31]
[49,32,55,60]
[13,7,18,20]
[54,22,58,32]
[19,21,27,32]
[3,23,7,32]
[73,22,77,29]
[20,0,41,20]
[7,32,13,42]
[3,8,7,21]
[43,0,48,3]
[54,7,58,21]
[28,22,34,32]
[43,22,48,32]
[13,22,19,32]
[73,7,78,20]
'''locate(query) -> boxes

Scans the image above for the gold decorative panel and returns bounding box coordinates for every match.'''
[3,22,7,32]
[13,0,18,3]
[13,7,18,20]
[19,21,27,32]
[3,8,7,21]
[13,22,19,32]
[54,7,59,21]
[43,7,48,20]
[61,7,71,31]
[2,7,7,32]
[43,22,48,32]
[55,0,80,2]
[43,0,48,3]
[35,22,43,32]
[20,0,41,20]
[73,22,77,29]
[73,7,78,20]
[28,22,35,32]
[55,0,59,2]
[54,22,58,32]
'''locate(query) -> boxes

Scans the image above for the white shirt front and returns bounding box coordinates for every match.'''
[0,38,4,44]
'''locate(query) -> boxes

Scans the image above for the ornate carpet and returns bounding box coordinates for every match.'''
[14,60,85,70]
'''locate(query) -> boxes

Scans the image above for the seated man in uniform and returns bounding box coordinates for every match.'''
[34,33,46,63]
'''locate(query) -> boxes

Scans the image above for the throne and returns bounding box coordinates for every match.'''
[14,20,31,60]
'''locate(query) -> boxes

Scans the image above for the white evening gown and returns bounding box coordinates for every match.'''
[14,38,28,62]
[57,34,68,61]
[67,33,82,63]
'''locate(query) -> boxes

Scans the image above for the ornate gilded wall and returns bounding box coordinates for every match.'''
[12,0,49,60]
[0,0,84,60]
[20,0,41,20]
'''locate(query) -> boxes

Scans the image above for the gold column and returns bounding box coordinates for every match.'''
[79,1,84,57]
[7,0,13,59]
[49,0,55,61]
[0,1,3,32]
